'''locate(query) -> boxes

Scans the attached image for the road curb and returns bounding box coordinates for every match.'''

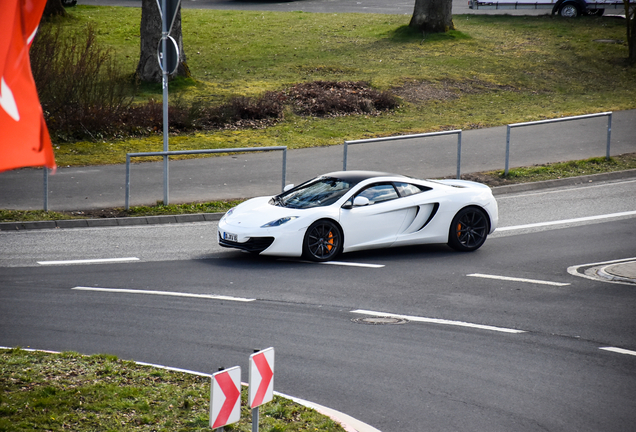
[491,169,636,195]
[2,169,635,231]
[0,212,224,231]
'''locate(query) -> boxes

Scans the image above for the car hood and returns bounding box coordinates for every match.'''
[222,196,307,228]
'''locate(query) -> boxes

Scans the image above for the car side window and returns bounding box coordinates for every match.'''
[356,183,399,205]
[394,182,431,197]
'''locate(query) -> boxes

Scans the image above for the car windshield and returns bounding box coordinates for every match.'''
[274,177,354,209]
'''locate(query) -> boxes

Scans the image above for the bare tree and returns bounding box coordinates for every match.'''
[409,0,454,33]
[136,0,190,83]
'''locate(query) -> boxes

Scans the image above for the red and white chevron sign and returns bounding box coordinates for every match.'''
[249,347,274,408]
[209,366,242,429]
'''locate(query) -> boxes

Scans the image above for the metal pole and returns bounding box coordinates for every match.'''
[252,407,259,432]
[456,131,462,179]
[125,155,131,210]
[162,0,170,205]
[504,125,511,176]
[606,112,612,160]
[43,167,48,211]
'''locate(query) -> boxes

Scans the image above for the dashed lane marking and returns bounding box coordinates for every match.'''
[72,287,255,302]
[38,257,140,265]
[350,309,526,334]
[600,347,636,357]
[467,273,570,286]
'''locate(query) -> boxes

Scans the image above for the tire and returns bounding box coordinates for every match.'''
[447,207,490,252]
[303,220,343,262]
[559,3,580,17]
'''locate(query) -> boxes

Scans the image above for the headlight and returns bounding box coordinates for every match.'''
[221,208,235,222]
[261,216,298,228]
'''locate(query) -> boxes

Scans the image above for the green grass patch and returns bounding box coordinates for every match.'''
[0,200,240,222]
[43,6,635,166]
[0,348,345,432]
[463,153,636,185]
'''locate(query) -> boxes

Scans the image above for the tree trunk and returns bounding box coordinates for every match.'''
[43,0,67,18]
[409,0,454,33]
[625,1,636,63]
[136,0,190,83]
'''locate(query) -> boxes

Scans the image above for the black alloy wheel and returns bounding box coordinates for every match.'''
[303,220,343,262]
[448,207,489,252]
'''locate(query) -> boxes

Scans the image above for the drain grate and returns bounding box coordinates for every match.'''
[352,316,409,325]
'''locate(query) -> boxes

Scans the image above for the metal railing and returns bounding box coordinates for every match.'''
[505,112,612,176]
[125,146,287,210]
[343,130,463,179]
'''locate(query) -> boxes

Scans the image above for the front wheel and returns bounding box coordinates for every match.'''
[448,207,489,252]
[303,220,343,262]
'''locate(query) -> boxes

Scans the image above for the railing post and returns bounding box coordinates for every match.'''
[456,131,462,179]
[281,148,287,192]
[43,167,49,211]
[125,155,131,210]
[505,125,511,177]
[343,141,348,171]
[606,112,612,160]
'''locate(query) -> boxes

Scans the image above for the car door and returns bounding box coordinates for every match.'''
[339,183,411,252]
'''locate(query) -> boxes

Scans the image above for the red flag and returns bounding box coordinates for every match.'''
[0,0,55,173]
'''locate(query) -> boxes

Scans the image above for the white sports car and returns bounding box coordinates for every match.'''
[218,171,498,261]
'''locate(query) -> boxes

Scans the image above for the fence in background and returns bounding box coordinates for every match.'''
[505,112,612,175]
[125,147,287,210]
[343,130,463,179]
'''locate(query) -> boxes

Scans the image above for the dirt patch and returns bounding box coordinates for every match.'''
[392,79,517,104]
[282,81,399,117]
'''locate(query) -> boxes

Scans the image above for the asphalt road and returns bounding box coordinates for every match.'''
[79,0,553,16]
[2,178,635,432]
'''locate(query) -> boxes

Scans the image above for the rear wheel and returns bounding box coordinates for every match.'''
[559,3,580,17]
[448,207,489,252]
[303,220,343,262]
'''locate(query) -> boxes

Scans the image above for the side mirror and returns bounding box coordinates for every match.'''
[283,184,295,192]
[353,196,370,207]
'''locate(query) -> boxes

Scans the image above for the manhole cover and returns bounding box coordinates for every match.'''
[352,316,409,325]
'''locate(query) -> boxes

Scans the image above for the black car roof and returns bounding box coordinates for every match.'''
[321,170,407,183]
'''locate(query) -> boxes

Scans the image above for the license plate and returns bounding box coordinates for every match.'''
[223,232,237,242]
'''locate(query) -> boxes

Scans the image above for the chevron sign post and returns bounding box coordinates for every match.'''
[249,348,275,432]
[210,366,242,430]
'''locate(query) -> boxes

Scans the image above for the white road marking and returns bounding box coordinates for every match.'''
[351,309,526,334]
[319,261,384,268]
[280,259,384,268]
[467,273,570,286]
[72,287,255,302]
[496,211,636,232]
[600,347,636,357]
[38,257,140,265]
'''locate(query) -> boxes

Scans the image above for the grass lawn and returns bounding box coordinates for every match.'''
[47,6,635,166]
[0,348,346,432]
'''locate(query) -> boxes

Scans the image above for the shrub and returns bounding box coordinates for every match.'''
[30,23,135,142]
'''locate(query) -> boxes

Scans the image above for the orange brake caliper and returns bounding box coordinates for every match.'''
[326,231,334,251]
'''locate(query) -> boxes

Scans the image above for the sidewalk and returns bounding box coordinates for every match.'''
[1,110,635,212]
